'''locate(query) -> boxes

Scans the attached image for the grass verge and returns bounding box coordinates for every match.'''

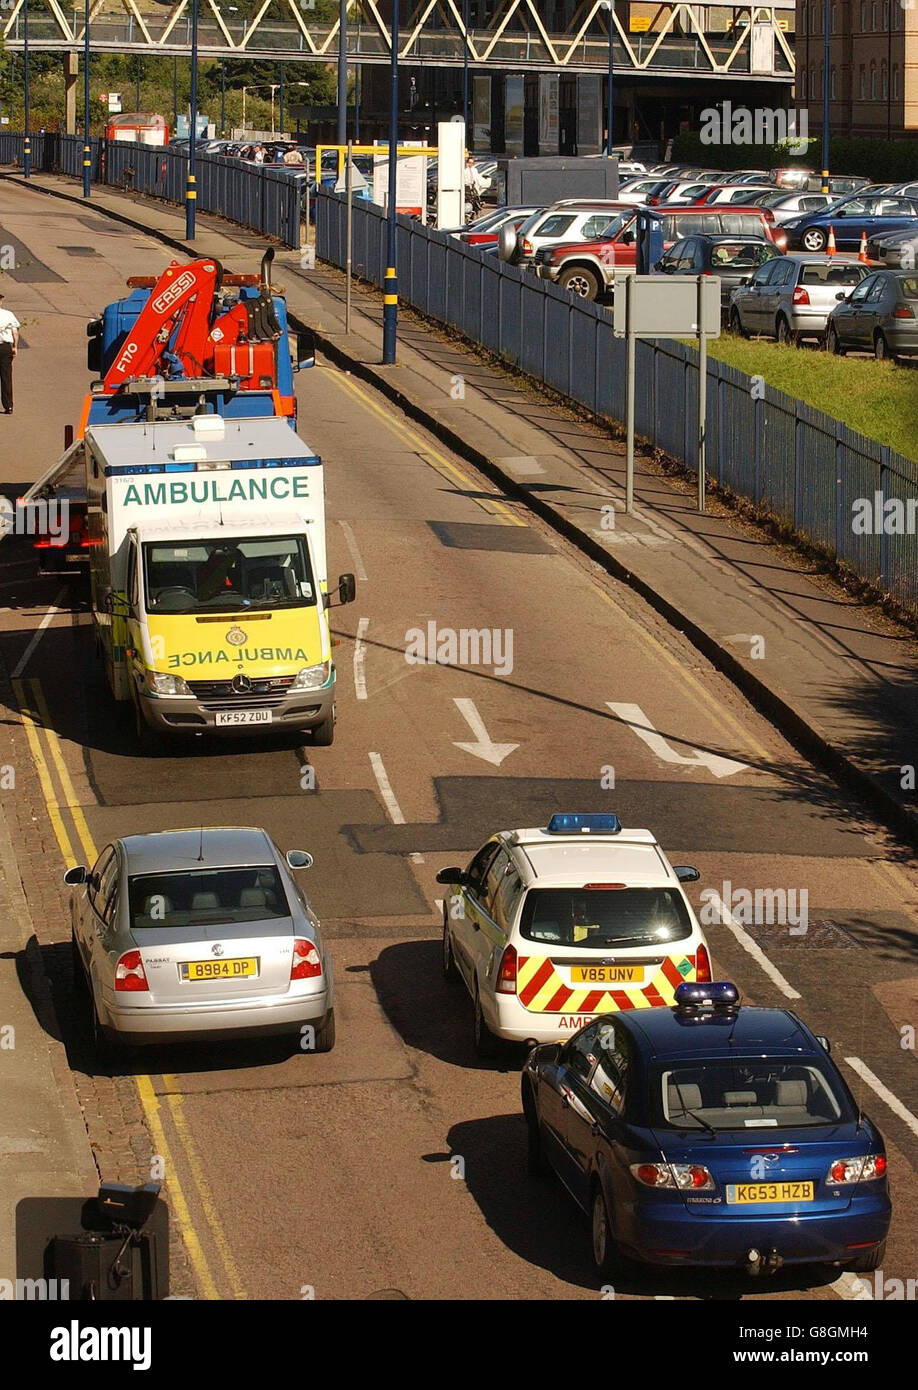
[699,335,918,463]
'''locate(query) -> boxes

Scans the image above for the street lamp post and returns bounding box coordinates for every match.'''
[604,0,614,155]
[462,0,470,132]
[279,64,285,137]
[173,56,178,130]
[382,0,399,365]
[187,0,199,238]
[23,0,30,178]
[82,0,91,197]
[821,0,831,194]
[338,0,348,146]
[220,60,226,137]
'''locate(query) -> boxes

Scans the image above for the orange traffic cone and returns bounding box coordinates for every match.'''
[826,225,837,256]
[858,230,869,263]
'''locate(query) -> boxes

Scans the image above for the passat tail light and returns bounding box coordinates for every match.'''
[793,286,811,305]
[631,1161,714,1191]
[291,938,322,981]
[827,1154,887,1184]
[496,943,518,994]
[114,950,149,992]
[893,304,915,318]
[693,943,712,983]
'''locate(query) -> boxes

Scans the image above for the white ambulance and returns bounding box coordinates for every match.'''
[85,413,355,744]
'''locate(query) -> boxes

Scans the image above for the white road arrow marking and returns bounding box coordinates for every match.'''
[607,702,749,779]
[452,698,519,767]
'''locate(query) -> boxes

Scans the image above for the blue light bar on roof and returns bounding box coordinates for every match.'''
[546,813,621,835]
[674,981,740,1008]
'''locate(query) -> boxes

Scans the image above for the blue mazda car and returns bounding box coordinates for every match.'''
[783,192,918,252]
[522,982,891,1280]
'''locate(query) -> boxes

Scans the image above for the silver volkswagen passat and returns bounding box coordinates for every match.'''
[67,827,334,1054]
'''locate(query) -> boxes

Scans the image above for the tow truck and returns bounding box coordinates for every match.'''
[19,249,313,574]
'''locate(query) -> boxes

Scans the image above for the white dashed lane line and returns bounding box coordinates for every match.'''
[369,751,406,825]
[705,891,801,1001]
[353,616,369,701]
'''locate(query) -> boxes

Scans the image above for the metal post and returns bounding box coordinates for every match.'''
[821,0,830,194]
[23,0,30,178]
[82,0,91,197]
[606,0,614,155]
[173,56,178,130]
[186,0,199,239]
[220,59,226,136]
[625,275,635,513]
[697,276,707,513]
[135,58,141,112]
[355,64,360,142]
[382,0,399,365]
[346,138,353,336]
[279,64,285,138]
[462,0,470,132]
[242,85,246,134]
[338,0,348,146]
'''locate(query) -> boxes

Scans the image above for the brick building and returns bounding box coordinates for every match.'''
[796,0,917,136]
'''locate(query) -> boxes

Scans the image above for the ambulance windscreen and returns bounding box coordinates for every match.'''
[519,887,692,948]
[143,535,315,613]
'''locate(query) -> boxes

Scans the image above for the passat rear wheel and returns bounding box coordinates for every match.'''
[591,1186,620,1282]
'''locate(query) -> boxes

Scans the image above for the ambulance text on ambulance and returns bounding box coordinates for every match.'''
[122,476,311,507]
[168,648,314,668]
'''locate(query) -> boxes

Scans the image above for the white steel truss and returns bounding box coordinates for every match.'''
[2,0,795,77]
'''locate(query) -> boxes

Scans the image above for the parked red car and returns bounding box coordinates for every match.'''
[535,205,786,300]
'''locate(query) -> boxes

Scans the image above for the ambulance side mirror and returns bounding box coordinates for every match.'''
[99,587,114,614]
[674,865,700,883]
[338,573,356,605]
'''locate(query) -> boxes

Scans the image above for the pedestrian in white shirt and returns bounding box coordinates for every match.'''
[0,293,20,415]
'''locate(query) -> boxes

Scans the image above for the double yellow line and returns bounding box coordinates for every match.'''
[327,365,525,528]
[13,674,246,1300]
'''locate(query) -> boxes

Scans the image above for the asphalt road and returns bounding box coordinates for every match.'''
[1,177,916,1302]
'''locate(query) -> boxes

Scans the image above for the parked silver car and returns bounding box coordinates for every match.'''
[67,828,335,1053]
[728,253,870,343]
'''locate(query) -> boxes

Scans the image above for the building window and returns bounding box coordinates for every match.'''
[802,5,807,33]
[831,2,838,30]
[831,67,837,98]
[860,0,867,27]
[871,1,876,28]
[859,66,866,99]
[812,3,819,32]
[881,63,888,98]
[892,65,899,99]
[801,67,808,98]
[882,0,888,26]
[870,64,877,98]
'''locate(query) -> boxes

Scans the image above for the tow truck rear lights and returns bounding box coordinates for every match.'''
[828,1154,887,1184]
[631,1162,714,1190]
[291,938,322,981]
[546,813,621,835]
[497,944,518,994]
[114,950,149,992]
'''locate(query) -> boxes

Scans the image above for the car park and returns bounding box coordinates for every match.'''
[729,253,870,343]
[437,812,711,1057]
[67,827,335,1053]
[783,193,918,252]
[826,269,918,361]
[522,980,891,1278]
[656,235,781,321]
[500,201,626,270]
